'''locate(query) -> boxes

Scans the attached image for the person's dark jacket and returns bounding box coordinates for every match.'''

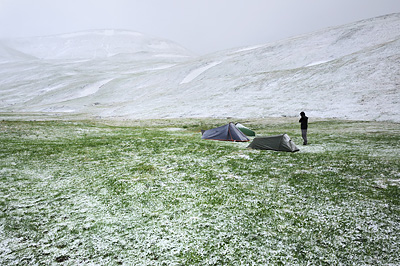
[299,115,308,129]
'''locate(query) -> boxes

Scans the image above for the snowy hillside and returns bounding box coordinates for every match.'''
[0,14,399,122]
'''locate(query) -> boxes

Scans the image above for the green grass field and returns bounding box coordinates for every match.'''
[1,118,399,265]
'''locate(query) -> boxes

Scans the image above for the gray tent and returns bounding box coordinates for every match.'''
[202,122,250,142]
[247,134,299,152]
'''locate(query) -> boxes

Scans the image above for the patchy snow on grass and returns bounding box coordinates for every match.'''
[0,119,399,265]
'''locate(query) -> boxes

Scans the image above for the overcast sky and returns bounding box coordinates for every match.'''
[1,0,400,54]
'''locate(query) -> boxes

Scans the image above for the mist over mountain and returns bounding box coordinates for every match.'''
[0,14,399,122]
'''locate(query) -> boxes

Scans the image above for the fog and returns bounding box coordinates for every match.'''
[1,0,400,54]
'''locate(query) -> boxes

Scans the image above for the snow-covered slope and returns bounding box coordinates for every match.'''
[0,14,399,122]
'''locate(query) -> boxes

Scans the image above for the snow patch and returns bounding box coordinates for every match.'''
[180,61,222,84]
[306,60,333,67]
[72,78,114,100]
[234,45,265,53]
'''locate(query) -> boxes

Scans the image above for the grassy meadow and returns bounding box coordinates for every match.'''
[0,117,399,265]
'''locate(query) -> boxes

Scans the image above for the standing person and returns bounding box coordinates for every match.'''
[299,112,308,145]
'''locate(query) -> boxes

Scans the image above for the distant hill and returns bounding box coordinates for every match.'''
[0,14,399,122]
[0,29,194,60]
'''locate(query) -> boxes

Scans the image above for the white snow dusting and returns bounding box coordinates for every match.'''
[0,13,399,122]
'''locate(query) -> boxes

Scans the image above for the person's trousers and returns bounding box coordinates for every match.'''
[301,129,307,145]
